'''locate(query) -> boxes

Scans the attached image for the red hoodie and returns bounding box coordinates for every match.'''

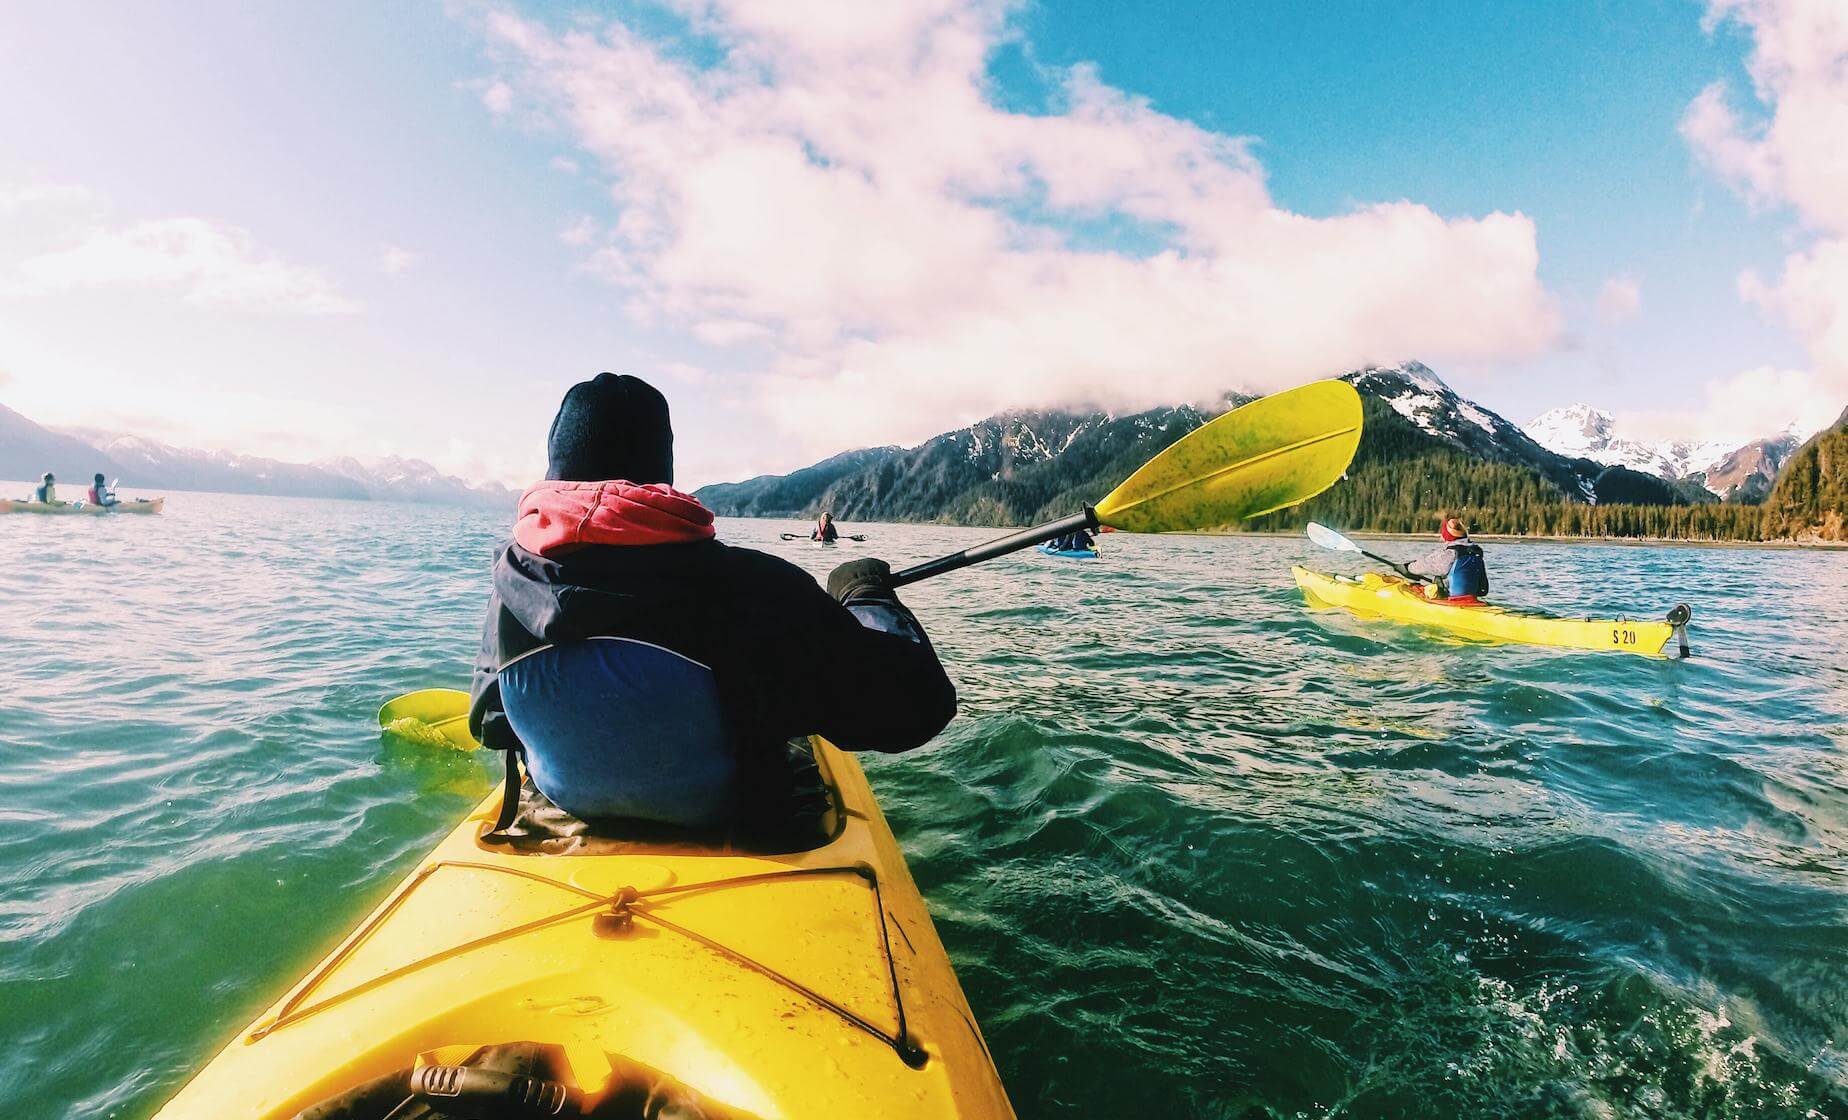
[513,480,715,556]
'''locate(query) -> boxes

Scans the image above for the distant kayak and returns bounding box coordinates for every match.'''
[1293,567,1691,658]
[1,497,164,516]
[1038,544,1098,560]
[780,532,867,544]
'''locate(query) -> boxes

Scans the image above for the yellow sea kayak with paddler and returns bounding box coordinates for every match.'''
[150,689,1013,1120]
[1293,567,1691,658]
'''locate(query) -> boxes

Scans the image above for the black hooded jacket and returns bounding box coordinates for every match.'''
[467,538,958,771]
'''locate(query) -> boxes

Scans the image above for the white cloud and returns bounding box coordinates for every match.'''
[1684,0,1848,431]
[478,1,1561,452]
[558,215,597,246]
[0,183,101,215]
[660,360,711,385]
[692,318,774,347]
[1596,275,1642,323]
[549,156,581,174]
[380,245,420,275]
[482,79,514,115]
[1622,364,1841,445]
[13,216,357,315]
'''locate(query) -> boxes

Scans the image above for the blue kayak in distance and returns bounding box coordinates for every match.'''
[1038,544,1099,559]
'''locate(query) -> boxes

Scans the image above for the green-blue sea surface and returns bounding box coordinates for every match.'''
[3,494,1846,1118]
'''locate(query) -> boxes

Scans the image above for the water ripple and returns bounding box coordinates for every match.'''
[2,504,1846,1117]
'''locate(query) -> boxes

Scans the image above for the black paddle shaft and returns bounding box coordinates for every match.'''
[891,508,1099,587]
[1359,546,1420,582]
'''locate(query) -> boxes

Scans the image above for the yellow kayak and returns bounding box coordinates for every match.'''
[152,690,1013,1119]
[1293,567,1691,658]
[0,497,164,514]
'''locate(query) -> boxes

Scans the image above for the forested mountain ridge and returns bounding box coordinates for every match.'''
[696,399,1235,524]
[696,363,1701,532]
[1764,407,1848,540]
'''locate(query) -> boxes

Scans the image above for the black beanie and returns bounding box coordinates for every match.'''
[545,373,674,484]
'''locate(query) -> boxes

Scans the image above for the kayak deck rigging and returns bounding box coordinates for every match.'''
[256,855,923,1066]
[151,728,1015,1119]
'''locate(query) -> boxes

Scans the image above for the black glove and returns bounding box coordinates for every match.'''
[827,558,895,603]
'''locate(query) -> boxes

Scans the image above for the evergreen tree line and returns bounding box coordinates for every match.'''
[1248,405,1847,542]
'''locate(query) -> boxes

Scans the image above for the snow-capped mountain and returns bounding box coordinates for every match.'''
[70,430,370,500]
[697,361,1691,524]
[1525,405,1806,500]
[319,456,517,509]
[26,418,516,508]
[1343,363,1626,501]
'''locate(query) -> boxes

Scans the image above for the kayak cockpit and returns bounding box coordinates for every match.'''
[281,1042,760,1119]
[478,736,845,857]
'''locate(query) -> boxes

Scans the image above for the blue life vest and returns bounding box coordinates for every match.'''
[497,638,741,827]
[1447,543,1489,598]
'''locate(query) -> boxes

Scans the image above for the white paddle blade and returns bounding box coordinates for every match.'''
[1306,522,1360,553]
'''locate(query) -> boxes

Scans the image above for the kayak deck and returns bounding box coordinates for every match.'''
[1293,567,1690,658]
[151,737,1013,1119]
[1037,545,1098,559]
[0,497,164,515]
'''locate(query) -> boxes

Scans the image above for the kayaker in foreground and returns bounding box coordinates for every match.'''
[86,473,118,508]
[33,472,57,504]
[1406,516,1489,601]
[812,511,840,542]
[469,373,956,833]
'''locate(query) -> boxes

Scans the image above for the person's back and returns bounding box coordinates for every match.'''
[33,473,55,504]
[470,374,955,831]
[1406,516,1488,600]
[87,474,116,507]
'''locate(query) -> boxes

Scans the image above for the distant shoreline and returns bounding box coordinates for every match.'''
[1187,528,1848,551]
[728,513,1848,551]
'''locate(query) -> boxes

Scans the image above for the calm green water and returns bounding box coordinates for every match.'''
[3,493,1847,1118]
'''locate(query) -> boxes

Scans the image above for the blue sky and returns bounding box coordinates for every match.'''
[1,0,1841,487]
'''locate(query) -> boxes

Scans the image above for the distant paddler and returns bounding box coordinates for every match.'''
[1307,517,1489,602]
[812,511,839,542]
[32,472,59,505]
[1405,516,1489,601]
[87,473,119,509]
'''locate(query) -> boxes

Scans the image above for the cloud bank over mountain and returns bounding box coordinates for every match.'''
[1681,0,1848,440]
[478,0,1562,453]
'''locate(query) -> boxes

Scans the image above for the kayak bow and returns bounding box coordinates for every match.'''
[1293,567,1692,658]
[150,691,1014,1119]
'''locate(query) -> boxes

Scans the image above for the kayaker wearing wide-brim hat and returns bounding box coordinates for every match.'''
[1406,515,1489,601]
[468,372,955,834]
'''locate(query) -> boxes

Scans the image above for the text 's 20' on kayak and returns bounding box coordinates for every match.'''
[1292,567,1692,658]
[151,690,1013,1120]
[1036,544,1098,559]
[0,497,164,515]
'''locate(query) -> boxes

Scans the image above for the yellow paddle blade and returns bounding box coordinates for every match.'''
[377,688,479,751]
[1094,379,1363,533]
